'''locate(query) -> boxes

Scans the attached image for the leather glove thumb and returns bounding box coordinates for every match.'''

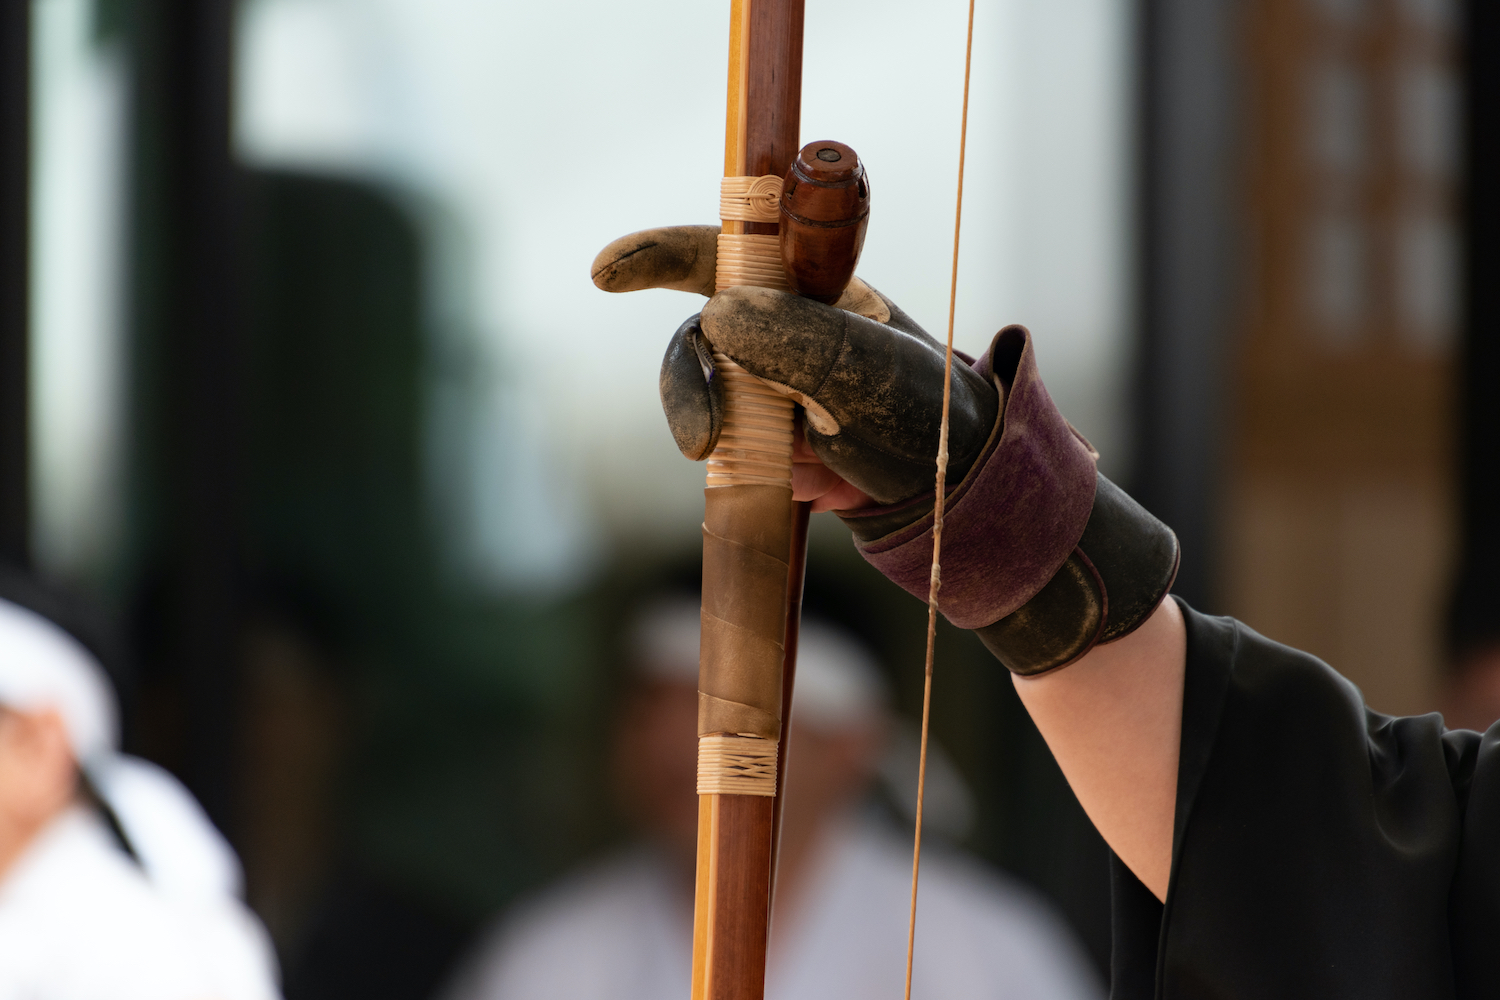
[593,226,999,506]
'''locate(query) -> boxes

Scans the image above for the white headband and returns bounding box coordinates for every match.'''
[0,597,117,764]
[0,596,244,901]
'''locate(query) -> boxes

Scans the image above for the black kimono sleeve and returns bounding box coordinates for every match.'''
[1108,599,1500,1000]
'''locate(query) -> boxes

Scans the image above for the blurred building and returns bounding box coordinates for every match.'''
[1226,0,1462,715]
[1135,0,1490,721]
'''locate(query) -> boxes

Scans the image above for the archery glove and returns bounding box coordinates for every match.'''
[592,225,998,506]
[593,225,1178,676]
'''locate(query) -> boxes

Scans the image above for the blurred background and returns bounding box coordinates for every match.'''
[0,0,1494,996]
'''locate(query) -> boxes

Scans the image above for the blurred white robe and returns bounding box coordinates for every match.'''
[443,818,1103,1000]
[0,805,281,1000]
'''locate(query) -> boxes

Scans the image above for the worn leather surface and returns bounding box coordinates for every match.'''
[592,225,893,322]
[698,484,791,739]
[973,549,1107,675]
[1084,475,1181,645]
[592,225,721,296]
[840,326,1098,628]
[697,286,998,504]
[973,475,1180,675]
[660,315,724,460]
[598,226,949,484]
[836,325,1178,674]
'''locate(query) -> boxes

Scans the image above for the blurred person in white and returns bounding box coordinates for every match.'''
[441,597,1102,1000]
[0,573,281,1000]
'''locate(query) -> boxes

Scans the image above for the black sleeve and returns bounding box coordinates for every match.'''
[1107,598,1500,1000]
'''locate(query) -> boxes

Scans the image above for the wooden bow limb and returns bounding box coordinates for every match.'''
[681,4,973,999]
[690,4,807,1000]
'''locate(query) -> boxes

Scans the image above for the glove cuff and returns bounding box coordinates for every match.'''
[972,475,1178,674]
[837,325,1178,675]
[838,325,1098,628]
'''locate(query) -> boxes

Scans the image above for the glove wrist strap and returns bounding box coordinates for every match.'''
[973,474,1179,676]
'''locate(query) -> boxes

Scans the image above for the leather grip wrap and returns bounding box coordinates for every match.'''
[699,484,792,739]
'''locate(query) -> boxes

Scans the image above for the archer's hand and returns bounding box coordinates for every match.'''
[591,226,999,513]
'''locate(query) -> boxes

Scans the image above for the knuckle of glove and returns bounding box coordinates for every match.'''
[699,287,849,390]
[809,323,997,504]
[659,314,723,460]
[700,287,997,506]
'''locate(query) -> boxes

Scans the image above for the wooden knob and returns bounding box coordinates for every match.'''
[779,141,870,304]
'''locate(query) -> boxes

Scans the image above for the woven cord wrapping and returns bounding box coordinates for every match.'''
[696,175,795,798]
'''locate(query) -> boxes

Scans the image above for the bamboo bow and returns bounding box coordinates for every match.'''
[688,4,976,1000]
[689,7,807,1000]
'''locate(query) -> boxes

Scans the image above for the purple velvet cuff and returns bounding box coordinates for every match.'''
[842,326,1098,629]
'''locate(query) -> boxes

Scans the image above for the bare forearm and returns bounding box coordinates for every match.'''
[1011,597,1186,901]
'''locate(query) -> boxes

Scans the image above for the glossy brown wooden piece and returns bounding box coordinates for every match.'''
[779,140,870,302]
[726,0,805,237]
[702,794,777,1000]
[693,4,807,1000]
